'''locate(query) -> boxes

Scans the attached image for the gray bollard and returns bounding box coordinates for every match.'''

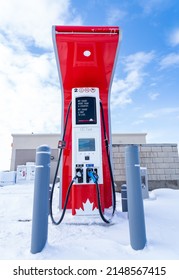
[125,145,146,250]
[121,184,128,212]
[31,145,51,254]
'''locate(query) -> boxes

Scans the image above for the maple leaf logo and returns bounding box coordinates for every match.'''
[75,199,99,216]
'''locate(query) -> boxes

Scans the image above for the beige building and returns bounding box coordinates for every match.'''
[10,133,179,189]
[10,132,147,171]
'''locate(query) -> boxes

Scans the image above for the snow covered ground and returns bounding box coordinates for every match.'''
[0,182,179,260]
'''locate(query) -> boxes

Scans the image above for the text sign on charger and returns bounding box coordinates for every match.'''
[76,96,97,125]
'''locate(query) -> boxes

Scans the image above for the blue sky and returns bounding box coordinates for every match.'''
[0,0,179,168]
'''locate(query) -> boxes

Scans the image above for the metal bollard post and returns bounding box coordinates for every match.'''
[31,145,51,254]
[125,145,147,250]
[121,184,128,212]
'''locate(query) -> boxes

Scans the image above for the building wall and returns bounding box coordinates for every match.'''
[112,133,147,144]
[10,134,179,189]
[11,134,60,183]
[11,133,147,171]
[112,144,179,190]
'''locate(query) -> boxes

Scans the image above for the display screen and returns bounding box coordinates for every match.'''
[78,138,95,151]
[76,96,97,125]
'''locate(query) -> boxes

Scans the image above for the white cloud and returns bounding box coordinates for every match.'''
[0,35,61,132]
[0,37,61,167]
[0,0,83,169]
[138,0,171,14]
[132,119,144,126]
[107,8,127,25]
[124,51,155,72]
[0,0,82,49]
[111,52,154,107]
[169,28,179,47]
[159,53,179,69]
[144,107,179,119]
[148,92,160,101]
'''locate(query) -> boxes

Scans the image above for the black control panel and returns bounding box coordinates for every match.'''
[76,96,97,125]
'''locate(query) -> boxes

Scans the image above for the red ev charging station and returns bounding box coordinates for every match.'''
[51,26,120,221]
[31,25,146,254]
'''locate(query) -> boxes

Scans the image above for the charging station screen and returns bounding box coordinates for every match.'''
[76,97,97,125]
[78,138,95,151]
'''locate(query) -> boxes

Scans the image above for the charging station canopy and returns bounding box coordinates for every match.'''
[53,25,120,91]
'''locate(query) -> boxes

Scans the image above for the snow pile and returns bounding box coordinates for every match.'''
[0,183,179,260]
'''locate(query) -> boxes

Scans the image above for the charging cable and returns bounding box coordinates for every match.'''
[87,170,114,224]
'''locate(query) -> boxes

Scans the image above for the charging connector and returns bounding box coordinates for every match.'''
[75,168,83,183]
[87,169,99,183]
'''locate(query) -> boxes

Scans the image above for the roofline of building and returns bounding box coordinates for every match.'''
[11,132,148,137]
